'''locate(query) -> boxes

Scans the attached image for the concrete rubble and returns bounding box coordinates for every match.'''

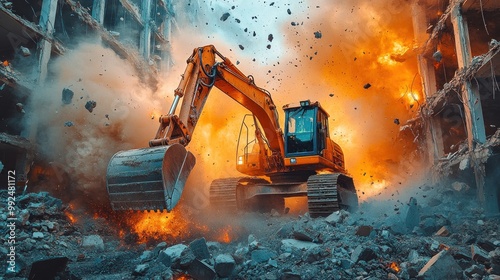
[1,181,499,279]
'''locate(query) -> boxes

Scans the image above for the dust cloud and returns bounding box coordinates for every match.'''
[30,42,165,207]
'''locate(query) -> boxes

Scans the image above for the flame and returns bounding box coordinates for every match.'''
[377,41,410,66]
[388,262,400,273]
[216,226,233,243]
[129,210,190,243]
[2,60,9,67]
[65,211,77,223]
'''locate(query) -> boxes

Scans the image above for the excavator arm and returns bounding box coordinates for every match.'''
[150,45,285,159]
[106,45,286,211]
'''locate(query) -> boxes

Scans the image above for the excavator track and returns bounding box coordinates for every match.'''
[209,178,242,212]
[307,173,357,218]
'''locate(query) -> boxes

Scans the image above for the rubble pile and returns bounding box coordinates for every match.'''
[1,183,500,279]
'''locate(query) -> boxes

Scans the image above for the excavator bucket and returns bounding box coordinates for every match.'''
[106,144,196,211]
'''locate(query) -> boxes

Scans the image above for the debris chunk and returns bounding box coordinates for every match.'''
[132,263,149,276]
[251,249,277,263]
[32,232,44,239]
[82,235,104,250]
[351,245,377,263]
[214,254,236,277]
[220,12,230,21]
[189,237,211,260]
[287,8,291,15]
[363,83,371,89]
[268,34,274,42]
[417,250,462,279]
[394,118,400,125]
[16,103,25,114]
[471,244,490,264]
[64,121,74,127]
[435,226,450,237]
[355,225,373,237]
[187,259,216,280]
[62,88,74,104]
[20,46,31,57]
[314,31,322,39]
[85,100,97,112]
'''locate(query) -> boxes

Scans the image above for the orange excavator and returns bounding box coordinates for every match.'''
[106,45,357,217]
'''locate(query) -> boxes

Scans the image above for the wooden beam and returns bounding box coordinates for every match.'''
[140,0,152,59]
[92,0,106,24]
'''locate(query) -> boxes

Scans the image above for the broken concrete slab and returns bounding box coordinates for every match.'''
[214,254,235,278]
[324,210,348,225]
[434,226,450,237]
[179,247,196,269]
[132,263,149,276]
[159,243,186,268]
[350,245,377,263]
[490,248,500,264]
[471,244,490,264]
[187,259,216,280]
[417,250,462,279]
[251,249,277,263]
[82,235,104,250]
[355,225,373,237]
[292,231,314,242]
[281,239,319,252]
[189,237,211,260]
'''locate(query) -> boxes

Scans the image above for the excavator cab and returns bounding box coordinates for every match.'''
[283,100,328,156]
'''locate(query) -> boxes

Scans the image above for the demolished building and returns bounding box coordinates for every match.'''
[410,0,500,213]
[0,0,175,186]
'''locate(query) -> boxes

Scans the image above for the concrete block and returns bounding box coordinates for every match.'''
[187,259,216,280]
[471,245,490,264]
[82,235,104,250]
[417,250,462,279]
[214,254,235,277]
[281,239,319,252]
[351,245,377,263]
[355,225,373,237]
[189,237,211,260]
[434,226,450,237]
[251,249,277,263]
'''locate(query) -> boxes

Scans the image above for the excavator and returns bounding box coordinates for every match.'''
[106,45,357,217]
